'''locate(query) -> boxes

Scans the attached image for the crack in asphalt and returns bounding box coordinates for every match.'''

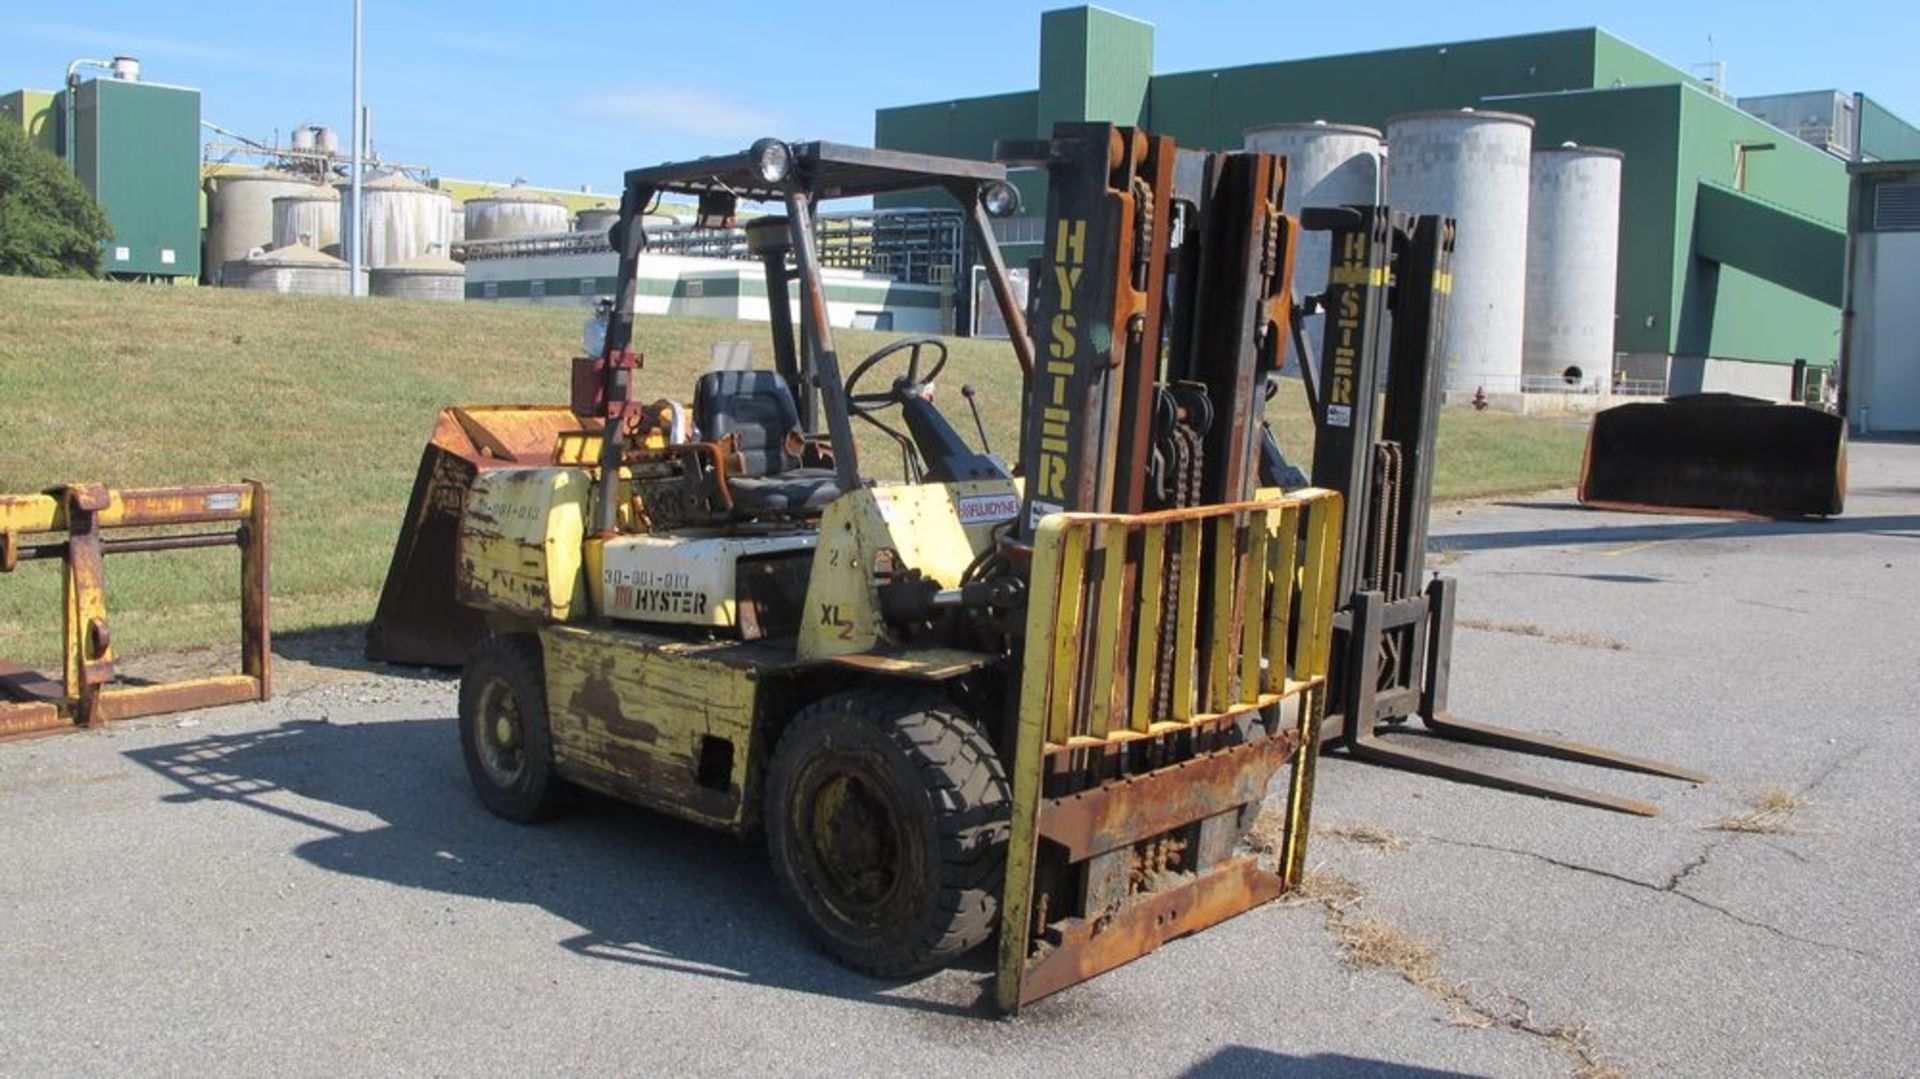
[1798,741,1874,798]
[1411,834,1873,960]
[1660,845,1715,892]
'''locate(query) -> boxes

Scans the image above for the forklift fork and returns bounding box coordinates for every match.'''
[1334,588,1705,817]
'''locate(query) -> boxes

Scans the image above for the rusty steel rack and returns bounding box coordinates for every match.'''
[0,483,270,739]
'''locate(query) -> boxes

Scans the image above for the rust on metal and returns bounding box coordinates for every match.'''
[0,482,271,740]
[1037,732,1298,861]
[1014,857,1284,1008]
[366,406,590,665]
[997,487,1344,1013]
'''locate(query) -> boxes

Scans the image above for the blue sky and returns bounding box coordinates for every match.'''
[4,1,1915,193]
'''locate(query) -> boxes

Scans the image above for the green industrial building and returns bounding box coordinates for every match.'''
[3,71,201,281]
[875,7,1920,391]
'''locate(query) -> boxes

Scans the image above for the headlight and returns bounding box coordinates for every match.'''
[749,138,792,185]
[981,180,1021,218]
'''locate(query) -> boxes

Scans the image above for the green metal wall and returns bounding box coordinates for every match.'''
[1590,33,1701,90]
[876,89,1040,216]
[1671,86,1846,364]
[1860,94,1920,161]
[1144,30,1607,147]
[64,78,201,279]
[872,9,1885,366]
[1038,6,1153,131]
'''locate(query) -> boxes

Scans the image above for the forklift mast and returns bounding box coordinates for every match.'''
[1004,125,1295,530]
[1005,125,1174,533]
[1297,209,1705,815]
[988,123,1350,1012]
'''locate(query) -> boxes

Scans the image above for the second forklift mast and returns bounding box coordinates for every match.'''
[1296,207,1707,815]
[1303,208,1457,730]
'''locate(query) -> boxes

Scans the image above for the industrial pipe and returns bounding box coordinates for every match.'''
[62,58,115,175]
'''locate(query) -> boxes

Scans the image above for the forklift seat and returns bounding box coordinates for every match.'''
[692,370,840,515]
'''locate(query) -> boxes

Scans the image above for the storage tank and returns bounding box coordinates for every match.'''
[1243,121,1383,375]
[220,242,352,295]
[575,205,619,236]
[1385,109,1534,393]
[465,185,568,241]
[270,184,341,250]
[370,245,465,302]
[337,173,456,269]
[205,170,320,283]
[1524,145,1624,390]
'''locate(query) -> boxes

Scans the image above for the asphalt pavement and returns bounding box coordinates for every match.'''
[2,440,1914,1078]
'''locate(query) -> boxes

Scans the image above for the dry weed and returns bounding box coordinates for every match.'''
[1315,821,1412,852]
[1456,618,1628,651]
[1709,785,1806,835]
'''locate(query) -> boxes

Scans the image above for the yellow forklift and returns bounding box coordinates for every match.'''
[402,131,1347,1011]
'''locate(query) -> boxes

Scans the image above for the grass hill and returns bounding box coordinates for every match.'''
[0,277,1583,667]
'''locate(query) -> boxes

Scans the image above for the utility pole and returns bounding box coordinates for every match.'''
[349,0,364,297]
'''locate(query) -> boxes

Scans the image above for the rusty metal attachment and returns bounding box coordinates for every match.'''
[0,482,271,739]
[1580,394,1847,519]
[997,489,1343,1013]
[365,406,591,666]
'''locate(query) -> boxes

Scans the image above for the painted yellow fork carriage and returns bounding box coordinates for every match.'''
[455,466,1340,1011]
[995,491,1341,1011]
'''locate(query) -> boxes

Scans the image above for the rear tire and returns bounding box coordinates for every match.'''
[765,688,1010,978]
[458,634,571,823]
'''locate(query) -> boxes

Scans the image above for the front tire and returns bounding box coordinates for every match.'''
[458,634,571,822]
[764,689,1010,978]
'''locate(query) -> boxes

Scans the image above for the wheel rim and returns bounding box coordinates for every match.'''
[473,675,526,788]
[800,763,908,920]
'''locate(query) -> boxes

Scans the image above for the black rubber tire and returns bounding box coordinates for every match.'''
[458,634,572,823]
[764,688,1010,979]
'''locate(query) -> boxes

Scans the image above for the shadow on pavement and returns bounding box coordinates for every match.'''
[124,716,989,1018]
[1178,1046,1486,1078]
[273,624,449,684]
[1434,513,1920,553]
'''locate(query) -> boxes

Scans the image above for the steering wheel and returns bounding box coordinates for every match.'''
[843,335,948,415]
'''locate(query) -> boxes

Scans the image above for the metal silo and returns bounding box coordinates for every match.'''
[575,205,619,236]
[465,185,568,241]
[221,241,352,295]
[206,170,319,283]
[271,184,341,250]
[370,246,465,302]
[1385,109,1534,393]
[1243,121,1383,374]
[337,172,456,269]
[1524,145,1623,390]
